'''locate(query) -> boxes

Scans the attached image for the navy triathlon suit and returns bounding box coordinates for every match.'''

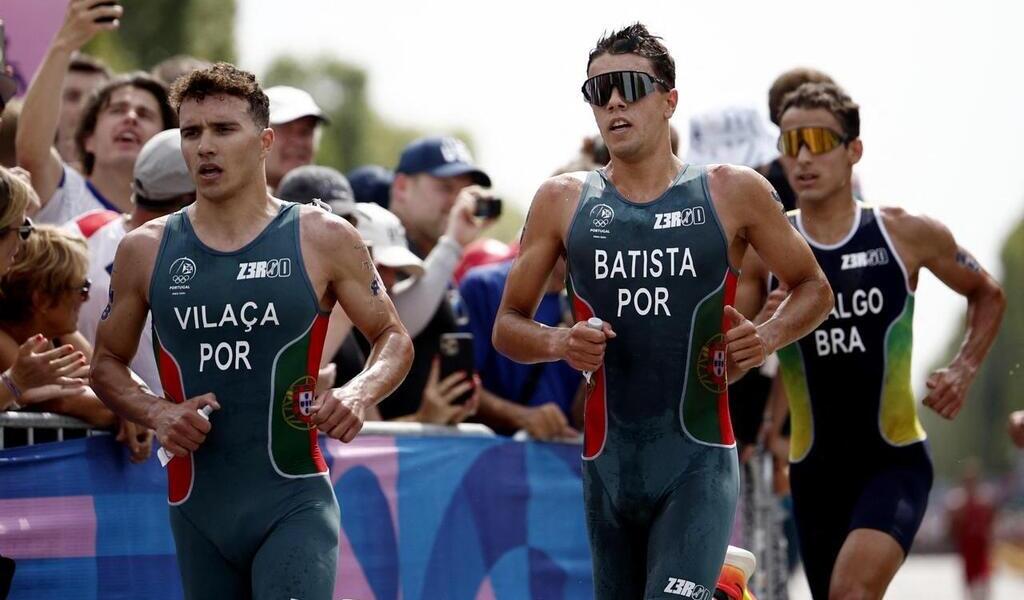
[565,166,739,600]
[777,206,933,599]
[149,203,340,600]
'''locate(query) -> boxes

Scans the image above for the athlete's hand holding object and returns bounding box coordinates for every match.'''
[152,394,219,463]
[724,305,769,382]
[563,317,616,376]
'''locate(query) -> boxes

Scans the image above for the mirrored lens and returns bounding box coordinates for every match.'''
[582,71,659,106]
[778,127,845,157]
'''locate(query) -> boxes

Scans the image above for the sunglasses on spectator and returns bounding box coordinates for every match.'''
[0,217,33,241]
[581,71,670,107]
[777,127,849,157]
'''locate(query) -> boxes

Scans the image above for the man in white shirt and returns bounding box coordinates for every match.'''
[66,128,194,396]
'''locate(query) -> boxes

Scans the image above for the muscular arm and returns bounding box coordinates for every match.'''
[493,176,580,364]
[735,246,770,321]
[90,225,166,427]
[319,215,413,408]
[711,166,833,356]
[885,209,1006,418]
[16,41,72,207]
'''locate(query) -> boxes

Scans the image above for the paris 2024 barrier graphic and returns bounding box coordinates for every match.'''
[0,432,594,599]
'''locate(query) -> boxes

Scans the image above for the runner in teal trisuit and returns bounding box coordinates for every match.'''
[492,24,833,599]
[91,63,413,600]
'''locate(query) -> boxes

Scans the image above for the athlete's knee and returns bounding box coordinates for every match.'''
[828,580,880,600]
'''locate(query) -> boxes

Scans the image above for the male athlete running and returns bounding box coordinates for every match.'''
[91,63,413,599]
[492,24,833,598]
[741,82,1005,599]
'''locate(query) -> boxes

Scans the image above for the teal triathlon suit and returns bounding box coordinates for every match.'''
[149,203,340,600]
[565,167,740,600]
[778,206,933,599]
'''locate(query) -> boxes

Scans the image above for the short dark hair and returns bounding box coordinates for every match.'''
[69,52,112,79]
[778,82,860,140]
[587,23,675,89]
[75,72,176,175]
[169,62,269,129]
[768,67,834,125]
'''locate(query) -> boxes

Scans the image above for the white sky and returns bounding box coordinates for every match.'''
[238,0,1024,390]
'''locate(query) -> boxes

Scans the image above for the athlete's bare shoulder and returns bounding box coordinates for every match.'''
[878,205,953,249]
[296,203,362,250]
[527,172,589,240]
[706,164,778,206]
[117,215,168,266]
[534,171,587,207]
[295,203,366,286]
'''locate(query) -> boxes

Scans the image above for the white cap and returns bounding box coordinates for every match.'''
[133,129,195,201]
[265,86,327,126]
[354,203,424,278]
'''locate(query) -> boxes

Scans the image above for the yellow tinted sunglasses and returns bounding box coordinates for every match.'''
[777,127,848,157]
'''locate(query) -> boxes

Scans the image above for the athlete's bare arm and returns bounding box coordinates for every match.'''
[709,165,833,375]
[92,219,220,457]
[300,207,413,442]
[734,247,770,321]
[880,207,1006,420]
[493,174,616,373]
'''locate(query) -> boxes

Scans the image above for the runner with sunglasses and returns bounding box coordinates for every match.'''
[739,82,1006,599]
[493,23,833,598]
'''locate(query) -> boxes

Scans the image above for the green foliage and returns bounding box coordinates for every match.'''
[924,212,1024,479]
[262,54,476,175]
[82,0,235,72]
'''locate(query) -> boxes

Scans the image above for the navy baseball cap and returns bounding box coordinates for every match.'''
[347,165,394,208]
[395,136,491,187]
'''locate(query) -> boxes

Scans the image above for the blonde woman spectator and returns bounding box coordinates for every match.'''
[0,222,149,460]
[0,167,89,412]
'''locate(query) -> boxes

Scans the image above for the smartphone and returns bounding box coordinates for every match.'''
[0,554,14,598]
[0,20,6,70]
[439,332,475,405]
[474,196,502,219]
[93,1,119,24]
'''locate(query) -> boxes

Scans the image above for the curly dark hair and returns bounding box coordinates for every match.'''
[169,62,269,129]
[587,23,675,88]
[778,82,860,140]
[75,72,176,175]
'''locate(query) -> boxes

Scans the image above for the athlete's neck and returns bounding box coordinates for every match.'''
[189,191,283,253]
[88,164,134,213]
[799,189,858,246]
[604,150,683,204]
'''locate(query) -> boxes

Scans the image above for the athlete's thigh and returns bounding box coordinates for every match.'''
[790,465,856,600]
[829,528,904,600]
[169,508,250,600]
[584,464,648,600]
[645,452,739,600]
[848,455,933,555]
[251,489,341,600]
